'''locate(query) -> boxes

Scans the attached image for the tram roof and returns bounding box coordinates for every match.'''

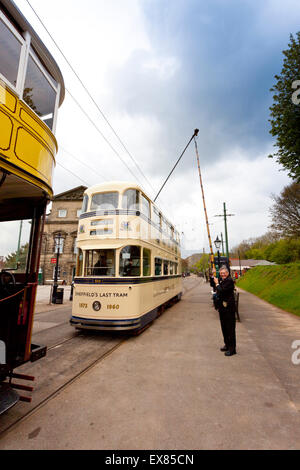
[0,0,65,106]
[84,181,146,196]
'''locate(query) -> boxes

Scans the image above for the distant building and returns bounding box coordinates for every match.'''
[40,186,87,285]
[229,258,276,278]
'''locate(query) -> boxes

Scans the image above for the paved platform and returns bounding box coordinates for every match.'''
[1,277,300,450]
[34,285,72,314]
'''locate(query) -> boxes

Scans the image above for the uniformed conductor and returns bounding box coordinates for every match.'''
[214,266,236,356]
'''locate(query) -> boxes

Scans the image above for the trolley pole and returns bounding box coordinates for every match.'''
[193,133,215,272]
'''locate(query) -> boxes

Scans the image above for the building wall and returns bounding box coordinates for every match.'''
[40,187,86,285]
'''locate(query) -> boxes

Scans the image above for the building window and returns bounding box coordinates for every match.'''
[119,246,141,277]
[58,209,67,218]
[73,238,77,254]
[0,16,23,87]
[143,248,151,276]
[54,235,64,253]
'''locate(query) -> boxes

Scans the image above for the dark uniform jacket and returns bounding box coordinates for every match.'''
[216,276,235,312]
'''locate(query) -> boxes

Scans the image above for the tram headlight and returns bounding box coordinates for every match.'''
[92,301,101,311]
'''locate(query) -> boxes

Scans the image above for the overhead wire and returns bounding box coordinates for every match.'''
[25,0,157,197]
[59,146,109,182]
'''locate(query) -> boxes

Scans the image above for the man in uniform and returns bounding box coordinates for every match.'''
[214,266,237,356]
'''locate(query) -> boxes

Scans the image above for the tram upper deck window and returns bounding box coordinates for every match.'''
[122,189,139,211]
[91,192,119,211]
[84,249,115,276]
[81,195,88,213]
[152,207,161,228]
[119,246,140,277]
[23,53,57,130]
[141,194,150,219]
[0,16,22,87]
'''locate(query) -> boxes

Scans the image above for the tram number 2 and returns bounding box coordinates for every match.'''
[107,304,119,310]
[79,303,87,308]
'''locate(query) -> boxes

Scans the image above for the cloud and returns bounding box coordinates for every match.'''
[1,0,298,259]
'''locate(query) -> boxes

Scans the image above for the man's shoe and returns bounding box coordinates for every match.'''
[220,346,228,352]
[224,350,236,356]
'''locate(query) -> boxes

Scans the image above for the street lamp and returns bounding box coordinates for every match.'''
[214,235,222,278]
[52,232,62,303]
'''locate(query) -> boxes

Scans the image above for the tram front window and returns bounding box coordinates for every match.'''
[91,192,119,211]
[119,246,140,277]
[84,249,115,276]
[0,17,22,86]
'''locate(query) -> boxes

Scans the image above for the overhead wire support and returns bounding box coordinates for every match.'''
[193,132,215,271]
[25,0,154,194]
[154,129,199,202]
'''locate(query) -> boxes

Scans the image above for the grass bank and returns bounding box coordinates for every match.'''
[236,262,300,316]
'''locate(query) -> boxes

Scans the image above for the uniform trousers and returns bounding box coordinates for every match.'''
[219,306,236,352]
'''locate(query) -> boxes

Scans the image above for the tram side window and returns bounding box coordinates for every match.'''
[119,246,140,277]
[91,192,119,211]
[76,249,83,276]
[170,262,174,275]
[122,189,139,211]
[23,54,57,130]
[0,17,23,87]
[155,258,162,276]
[84,249,115,276]
[143,248,151,276]
[163,260,169,276]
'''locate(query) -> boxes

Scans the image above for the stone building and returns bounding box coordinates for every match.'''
[40,186,87,285]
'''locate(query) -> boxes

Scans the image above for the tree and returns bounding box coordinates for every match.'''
[269,32,300,182]
[4,243,29,270]
[269,182,300,238]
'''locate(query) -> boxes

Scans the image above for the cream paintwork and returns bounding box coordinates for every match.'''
[71,182,182,331]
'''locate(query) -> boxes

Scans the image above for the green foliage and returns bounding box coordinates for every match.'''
[269,32,300,182]
[191,253,210,273]
[245,237,300,264]
[4,243,29,271]
[237,263,300,316]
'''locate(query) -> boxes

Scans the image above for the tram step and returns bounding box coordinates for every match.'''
[30,343,47,362]
[0,383,19,415]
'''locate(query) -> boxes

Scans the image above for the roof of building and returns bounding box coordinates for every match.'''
[53,186,87,201]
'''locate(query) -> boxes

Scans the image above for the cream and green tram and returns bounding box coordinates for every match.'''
[70,182,182,332]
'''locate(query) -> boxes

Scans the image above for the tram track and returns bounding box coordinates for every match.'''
[0,334,127,438]
[0,278,199,439]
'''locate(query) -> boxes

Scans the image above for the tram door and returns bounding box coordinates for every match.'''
[0,195,47,387]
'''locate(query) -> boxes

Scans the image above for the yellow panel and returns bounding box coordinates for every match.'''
[14,127,54,186]
[19,107,56,154]
[0,82,16,112]
[0,109,13,150]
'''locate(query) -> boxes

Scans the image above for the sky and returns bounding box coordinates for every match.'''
[2,0,300,258]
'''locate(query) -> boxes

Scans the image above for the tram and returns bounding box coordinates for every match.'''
[70,182,182,333]
[0,0,64,413]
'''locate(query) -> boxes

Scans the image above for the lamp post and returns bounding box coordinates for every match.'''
[214,235,222,279]
[52,232,62,303]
